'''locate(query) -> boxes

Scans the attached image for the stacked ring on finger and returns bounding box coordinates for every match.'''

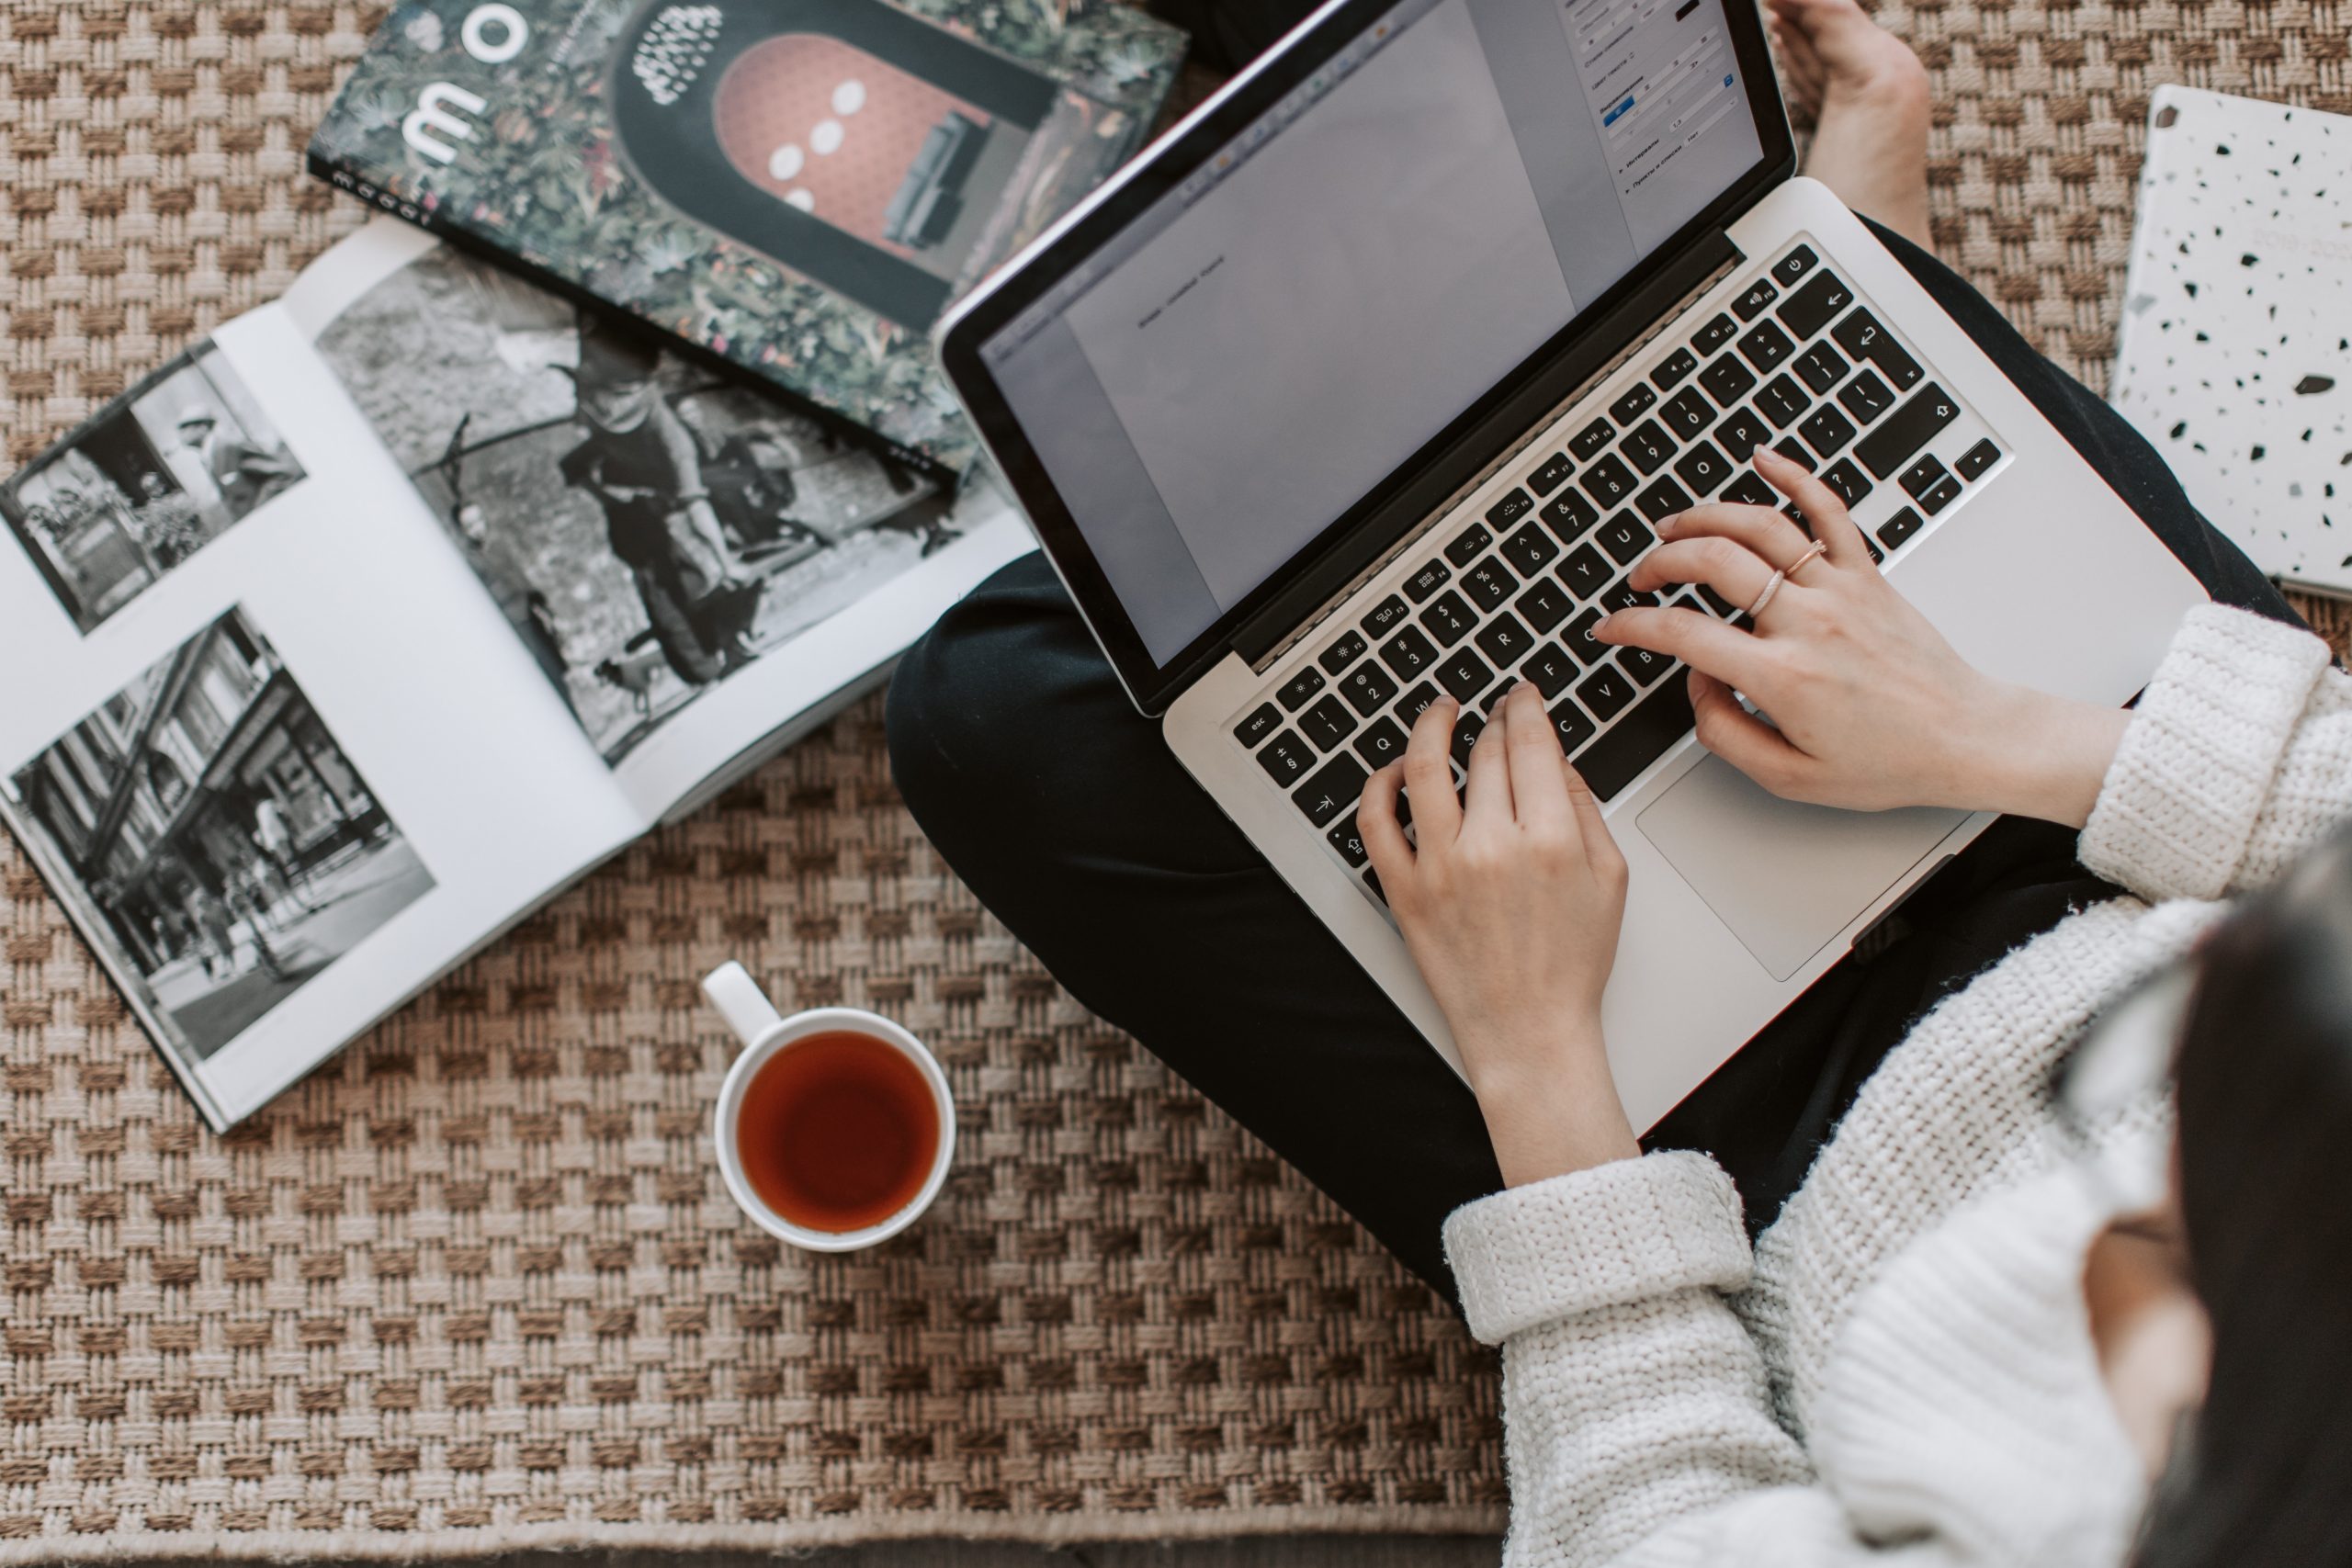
[1746,538,1828,617]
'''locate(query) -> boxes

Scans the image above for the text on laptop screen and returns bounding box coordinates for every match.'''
[978,0,1766,664]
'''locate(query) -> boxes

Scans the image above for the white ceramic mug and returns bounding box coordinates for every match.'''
[703,962,956,1252]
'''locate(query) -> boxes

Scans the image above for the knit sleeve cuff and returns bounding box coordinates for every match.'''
[2079,604,2330,903]
[1441,1151,1750,1346]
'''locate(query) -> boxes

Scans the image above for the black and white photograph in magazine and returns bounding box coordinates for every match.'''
[311,245,960,764]
[1,343,305,632]
[5,609,434,1064]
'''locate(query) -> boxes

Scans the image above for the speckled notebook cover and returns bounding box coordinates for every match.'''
[2113,85,2352,595]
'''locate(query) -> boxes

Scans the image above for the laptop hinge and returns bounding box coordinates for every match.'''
[1233,233,1743,672]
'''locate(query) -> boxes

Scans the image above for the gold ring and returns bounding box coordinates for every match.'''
[1747,568,1788,618]
[1786,539,1830,581]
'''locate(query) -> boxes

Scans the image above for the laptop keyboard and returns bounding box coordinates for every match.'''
[1227,238,2009,912]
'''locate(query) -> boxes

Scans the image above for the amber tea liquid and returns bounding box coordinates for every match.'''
[734,1032,940,1233]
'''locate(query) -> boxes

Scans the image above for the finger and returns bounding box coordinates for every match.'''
[1754,446,1870,568]
[1595,604,1769,692]
[1462,692,1512,822]
[1499,681,1570,832]
[1359,761,1415,889]
[1687,669,1815,795]
[1403,694,1463,849]
[1655,497,1815,571]
[1625,536,1778,614]
[1561,756,1621,882]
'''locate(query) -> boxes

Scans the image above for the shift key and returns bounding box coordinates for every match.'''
[1855,383,1960,480]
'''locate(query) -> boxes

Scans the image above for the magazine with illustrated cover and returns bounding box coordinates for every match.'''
[307,0,1189,473]
[0,217,1030,1132]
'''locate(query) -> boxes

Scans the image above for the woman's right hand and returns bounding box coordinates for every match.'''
[1594,447,2129,828]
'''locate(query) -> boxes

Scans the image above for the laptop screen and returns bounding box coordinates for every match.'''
[976,0,1769,664]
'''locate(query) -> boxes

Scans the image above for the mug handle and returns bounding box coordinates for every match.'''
[703,962,783,1045]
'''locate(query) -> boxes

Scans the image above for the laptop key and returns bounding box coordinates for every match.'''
[1775,269,1854,339]
[1393,681,1442,725]
[1487,487,1535,529]
[1617,645,1674,687]
[1720,469,1778,509]
[1773,435,1816,472]
[1461,557,1515,612]
[1577,665,1637,723]
[1770,244,1818,287]
[1713,408,1772,465]
[1955,438,2002,482]
[1838,369,1895,424]
[1610,383,1658,423]
[1820,457,1873,508]
[1529,450,1577,494]
[1855,383,1959,479]
[1580,453,1639,508]
[1327,813,1370,867]
[1673,440,1733,496]
[1831,308,1924,389]
[1548,698,1600,755]
[1652,345,1700,390]
[1499,525,1560,577]
[1623,419,1677,475]
[1276,667,1326,711]
[1234,703,1281,749]
[1318,628,1369,674]
[1540,486,1601,542]
[1444,522,1493,567]
[1732,276,1780,321]
[1560,543,1613,598]
[1351,716,1409,770]
[1700,353,1758,407]
[1449,707,1487,765]
[1378,625,1440,679]
[1418,589,1477,647]
[1799,404,1859,458]
[1757,375,1811,427]
[1920,473,1964,514]
[1339,660,1400,716]
[1300,694,1359,751]
[1362,594,1411,638]
[1596,513,1655,565]
[1521,642,1578,699]
[1792,342,1849,396]
[1564,608,1609,665]
[1437,646,1495,705]
[1258,730,1316,785]
[1569,417,1615,460]
[1876,505,1926,550]
[1635,476,1694,524]
[1294,754,1369,828]
[1738,320,1795,373]
[1516,578,1574,633]
[1692,312,1739,355]
[1899,453,1951,501]
[1475,613,1535,668]
[1660,388,1715,441]
[1573,668,1695,802]
[1403,558,1453,603]
[1600,579,1659,616]
[1362,866,1386,905]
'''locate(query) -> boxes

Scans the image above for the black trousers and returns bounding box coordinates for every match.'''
[886,224,2299,1302]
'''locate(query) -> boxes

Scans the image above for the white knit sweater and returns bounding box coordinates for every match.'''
[1442,604,2350,1568]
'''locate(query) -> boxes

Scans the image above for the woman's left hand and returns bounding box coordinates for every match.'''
[1359,682,1641,1184]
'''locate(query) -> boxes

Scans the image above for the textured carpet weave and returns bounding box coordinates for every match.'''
[0,0,2346,1557]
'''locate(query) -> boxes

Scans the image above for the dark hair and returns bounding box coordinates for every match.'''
[2135,820,2352,1568]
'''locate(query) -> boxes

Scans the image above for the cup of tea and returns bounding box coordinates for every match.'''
[703,962,956,1252]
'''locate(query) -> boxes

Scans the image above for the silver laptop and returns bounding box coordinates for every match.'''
[933,0,2208,1131]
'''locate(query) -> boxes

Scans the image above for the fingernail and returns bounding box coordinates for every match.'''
[1657,513,1680,536]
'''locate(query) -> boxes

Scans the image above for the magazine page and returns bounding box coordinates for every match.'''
[306,0,1186,470]
[0,272,643,1130]
[287,223,1033,820]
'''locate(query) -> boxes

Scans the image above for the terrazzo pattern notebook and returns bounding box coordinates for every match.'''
[2113,86,2352,594]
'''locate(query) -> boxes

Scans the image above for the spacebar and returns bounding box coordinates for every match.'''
[1573,668,1694,802]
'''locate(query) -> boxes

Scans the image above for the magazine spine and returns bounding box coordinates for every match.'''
[305,149,955,484]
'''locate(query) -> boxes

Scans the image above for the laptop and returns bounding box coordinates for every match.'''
[933,0,2209,1130]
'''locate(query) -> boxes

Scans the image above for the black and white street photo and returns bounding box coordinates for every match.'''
[6,609,433,1063]
[2,344,305,631]
[313,245,960,763]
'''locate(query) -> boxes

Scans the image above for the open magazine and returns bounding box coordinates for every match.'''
[0,217,1028,1131]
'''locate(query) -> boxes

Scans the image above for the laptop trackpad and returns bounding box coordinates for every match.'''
[1636,755,1968,981]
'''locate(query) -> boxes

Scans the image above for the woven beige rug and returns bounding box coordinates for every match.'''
[0,0,2346,1558]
